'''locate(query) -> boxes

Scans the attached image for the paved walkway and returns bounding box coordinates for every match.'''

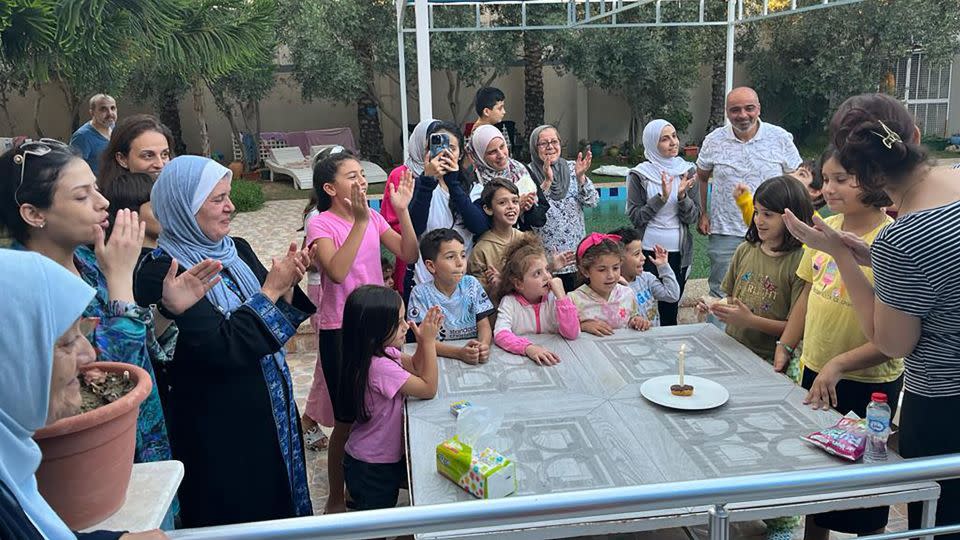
[233,199,908,539]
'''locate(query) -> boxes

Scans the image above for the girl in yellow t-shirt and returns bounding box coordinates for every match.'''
[776,147,904,540]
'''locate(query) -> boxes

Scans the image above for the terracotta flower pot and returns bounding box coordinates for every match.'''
[228,161,245,178]
[33,362,153,530]
[683,145,699,158]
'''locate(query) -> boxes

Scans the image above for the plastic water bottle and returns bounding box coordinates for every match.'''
[864,392,891,463]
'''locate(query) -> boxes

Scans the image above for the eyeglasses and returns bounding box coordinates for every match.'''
[537,139,561,148]
[13,138,70,206]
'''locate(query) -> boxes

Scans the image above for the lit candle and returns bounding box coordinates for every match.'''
[678,344,686,386]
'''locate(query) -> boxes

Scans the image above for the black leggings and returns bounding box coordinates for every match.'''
[642,250,686,326]
[901,391,960,539]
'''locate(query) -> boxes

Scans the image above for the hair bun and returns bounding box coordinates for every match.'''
[829,94,928,192]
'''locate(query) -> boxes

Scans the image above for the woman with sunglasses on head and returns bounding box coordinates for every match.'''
[0,141,220,479]
[527,125,599,292]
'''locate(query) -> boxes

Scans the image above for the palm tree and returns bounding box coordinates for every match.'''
[134,0,278,156]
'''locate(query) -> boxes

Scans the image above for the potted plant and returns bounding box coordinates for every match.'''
[950,133,960,146]
[590,140,606,157]
[33,362,153,529]
[683,143,699,158]
[607,145,620,158]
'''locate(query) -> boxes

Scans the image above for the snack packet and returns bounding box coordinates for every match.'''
[450,400,472,417]
[802,417,867,461]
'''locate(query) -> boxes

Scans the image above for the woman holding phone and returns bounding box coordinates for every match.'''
[406,121,489,292]
[626,119,700,325]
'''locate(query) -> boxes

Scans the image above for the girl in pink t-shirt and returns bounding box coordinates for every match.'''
[493,234,580,366]
[307,151,419,514]
[340,285,442,510]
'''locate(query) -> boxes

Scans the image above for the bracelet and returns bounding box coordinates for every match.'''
[776,340,796,355]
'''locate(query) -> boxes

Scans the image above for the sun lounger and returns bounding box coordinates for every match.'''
[264,147,313,190]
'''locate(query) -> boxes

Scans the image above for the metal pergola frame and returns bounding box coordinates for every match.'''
[395,0,866,158]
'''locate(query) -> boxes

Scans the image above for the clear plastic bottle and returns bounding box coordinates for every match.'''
[864,392,891,463]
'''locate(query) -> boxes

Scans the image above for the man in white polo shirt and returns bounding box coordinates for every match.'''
[696,86,802,300]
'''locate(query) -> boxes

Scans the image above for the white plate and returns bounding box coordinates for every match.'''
[640,375,729,410]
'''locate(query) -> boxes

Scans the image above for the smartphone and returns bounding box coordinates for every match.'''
[430,133,450,158]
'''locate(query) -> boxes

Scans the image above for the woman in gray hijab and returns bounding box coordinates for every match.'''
[527,124,599,291]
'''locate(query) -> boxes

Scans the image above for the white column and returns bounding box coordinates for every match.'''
[724,0,736,109]
[415,0,433,120]
[397,0,409,160]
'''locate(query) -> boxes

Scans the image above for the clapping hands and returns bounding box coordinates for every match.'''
[262,242,310,303]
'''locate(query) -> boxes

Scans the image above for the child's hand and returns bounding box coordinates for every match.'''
[471,340,490,364]
[803,361,841,410]
[773,345,791,373]
[648,244,669,267]
[547,276,566,298]
[711,298,753,327]
[345,183,369,224]
[389,169,415,212]
[457,343,481,365]
[581,319,614,336]
[484,265,501,289]
[410,306,444,343]
[732,182,749,198]
[524,344,561,366]
[628,315,651,331]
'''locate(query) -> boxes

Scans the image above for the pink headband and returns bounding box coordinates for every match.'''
[576,233,622,259]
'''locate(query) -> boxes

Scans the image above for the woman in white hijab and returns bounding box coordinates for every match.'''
[625,119,700,326]
[0,249,166,539]
[465,124,549,230]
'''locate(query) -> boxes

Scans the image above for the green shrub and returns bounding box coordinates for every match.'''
[231,179,265,213]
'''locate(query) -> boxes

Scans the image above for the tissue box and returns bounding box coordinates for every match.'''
[436,436,516,499]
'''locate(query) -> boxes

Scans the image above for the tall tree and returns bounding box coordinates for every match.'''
[429,5,516,127]
[208,51,276,169]
[282,0,399,165]
[746,0,960,142]
[129,0,277,156]
[558,25,700,148]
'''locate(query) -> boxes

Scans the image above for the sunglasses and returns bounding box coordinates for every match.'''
[12,138,71,206]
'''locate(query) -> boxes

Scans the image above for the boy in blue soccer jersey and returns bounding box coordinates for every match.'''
[407,228,495,364]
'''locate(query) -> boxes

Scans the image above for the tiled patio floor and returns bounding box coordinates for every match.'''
[240,198,909,539]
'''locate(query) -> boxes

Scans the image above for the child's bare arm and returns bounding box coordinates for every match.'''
[402,307,442,399]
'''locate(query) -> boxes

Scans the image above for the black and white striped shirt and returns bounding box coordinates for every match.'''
[872,199,960,397]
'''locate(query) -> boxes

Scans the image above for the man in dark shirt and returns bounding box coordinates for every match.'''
[69,94,117,174]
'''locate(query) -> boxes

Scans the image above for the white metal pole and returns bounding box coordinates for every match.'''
[397,0,409,160]
[414,0,433,120]
[725,0,736,106]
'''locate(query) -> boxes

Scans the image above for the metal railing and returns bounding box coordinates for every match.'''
[168,454,960,540]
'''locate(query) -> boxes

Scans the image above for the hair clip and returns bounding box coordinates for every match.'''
[870,121,903,150]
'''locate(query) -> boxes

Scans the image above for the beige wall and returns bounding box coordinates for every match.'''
[0,63,725,165]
